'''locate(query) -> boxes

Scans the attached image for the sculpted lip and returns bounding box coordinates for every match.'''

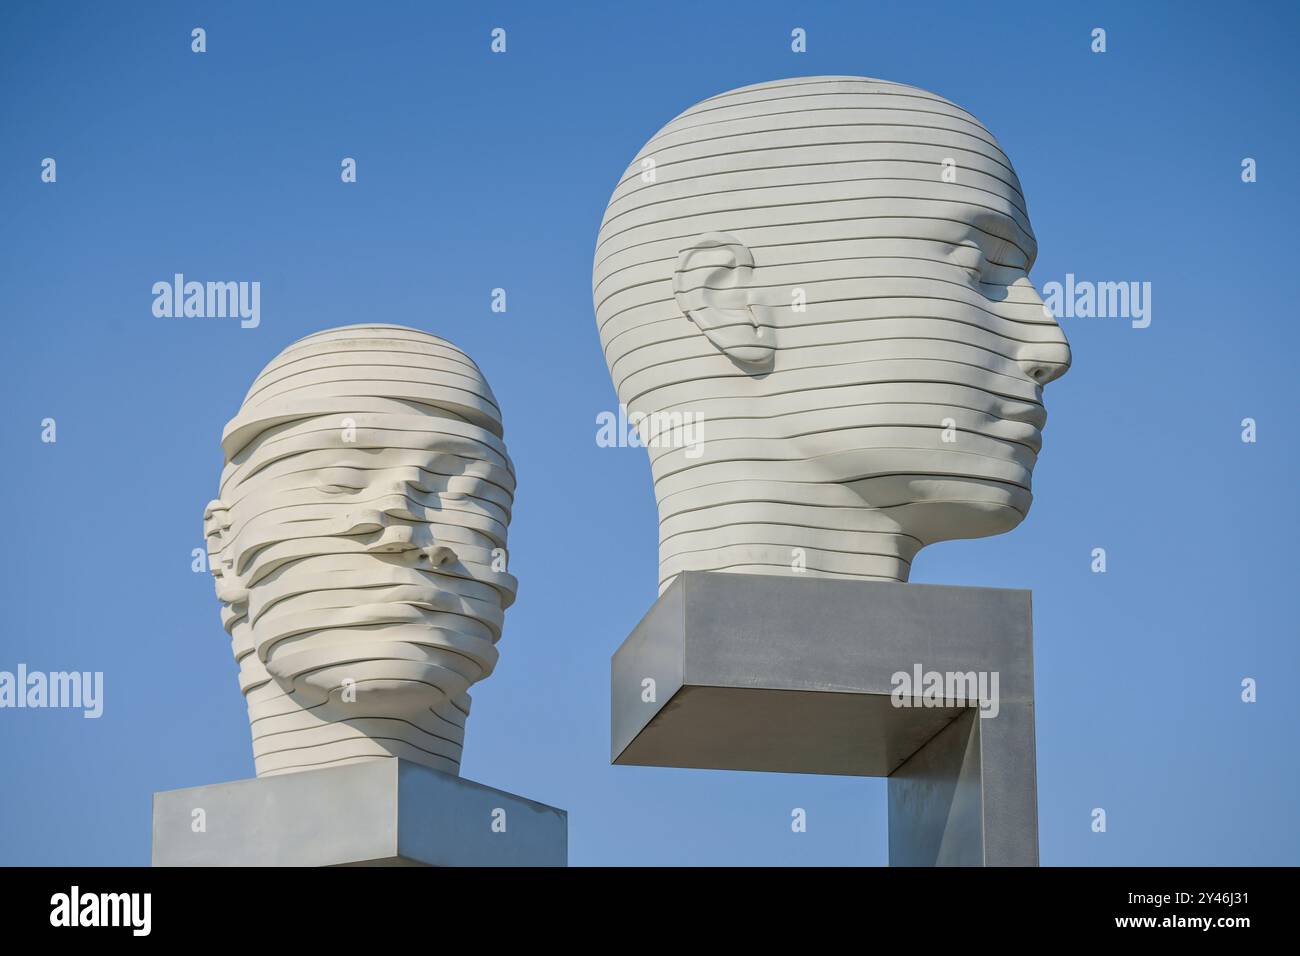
[999,400,1048,431]
[997,419,1043,454]
[248,577,466,628]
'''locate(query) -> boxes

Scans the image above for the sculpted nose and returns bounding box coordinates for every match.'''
[1016,302,1072,387]
[383,467,425,494]
[364,468,426,514]
[364,524,456,567]
[365,523,416,553]
[1017,344,1071,386]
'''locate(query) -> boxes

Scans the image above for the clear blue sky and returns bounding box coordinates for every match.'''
[1,0,1296,865]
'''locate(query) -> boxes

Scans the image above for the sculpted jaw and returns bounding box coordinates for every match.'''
[204,325,517,778]
[592,75,1071,591]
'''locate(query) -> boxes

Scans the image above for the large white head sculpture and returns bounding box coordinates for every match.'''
[593,76,1071,592]
[203,324,517,777]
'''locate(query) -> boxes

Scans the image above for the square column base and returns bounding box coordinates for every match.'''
[611,571,1038,866]
[152,758,567,866]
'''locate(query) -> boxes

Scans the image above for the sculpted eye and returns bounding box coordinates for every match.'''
[317,482,361,495]
[315,468,366,494]
[948,243,985,280]
[986,236,1025,270]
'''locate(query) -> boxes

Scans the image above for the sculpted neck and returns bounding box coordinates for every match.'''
[654,491,921,593]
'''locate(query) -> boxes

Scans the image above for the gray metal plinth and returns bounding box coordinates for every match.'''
[611,571,1038,866]
[152,758,567,866]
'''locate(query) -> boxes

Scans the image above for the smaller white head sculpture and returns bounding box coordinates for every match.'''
[203,324,516,777]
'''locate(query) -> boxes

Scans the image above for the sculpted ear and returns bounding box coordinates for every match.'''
[673,232,774,371]
[203,497,247,607]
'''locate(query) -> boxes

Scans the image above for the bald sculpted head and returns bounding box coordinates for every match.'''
[593,76,1071,591]
[203,324,516,777]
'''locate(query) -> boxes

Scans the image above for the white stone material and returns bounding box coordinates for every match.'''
[593,76,1072,591]
[203,324,517,777]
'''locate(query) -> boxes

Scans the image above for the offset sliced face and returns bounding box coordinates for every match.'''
[204,327,516,754]
[594,76,1070,578]
[209,415,515,715]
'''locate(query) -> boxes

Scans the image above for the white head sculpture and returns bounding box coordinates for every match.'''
[203,324,517,777]
[593,76,1071,592]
